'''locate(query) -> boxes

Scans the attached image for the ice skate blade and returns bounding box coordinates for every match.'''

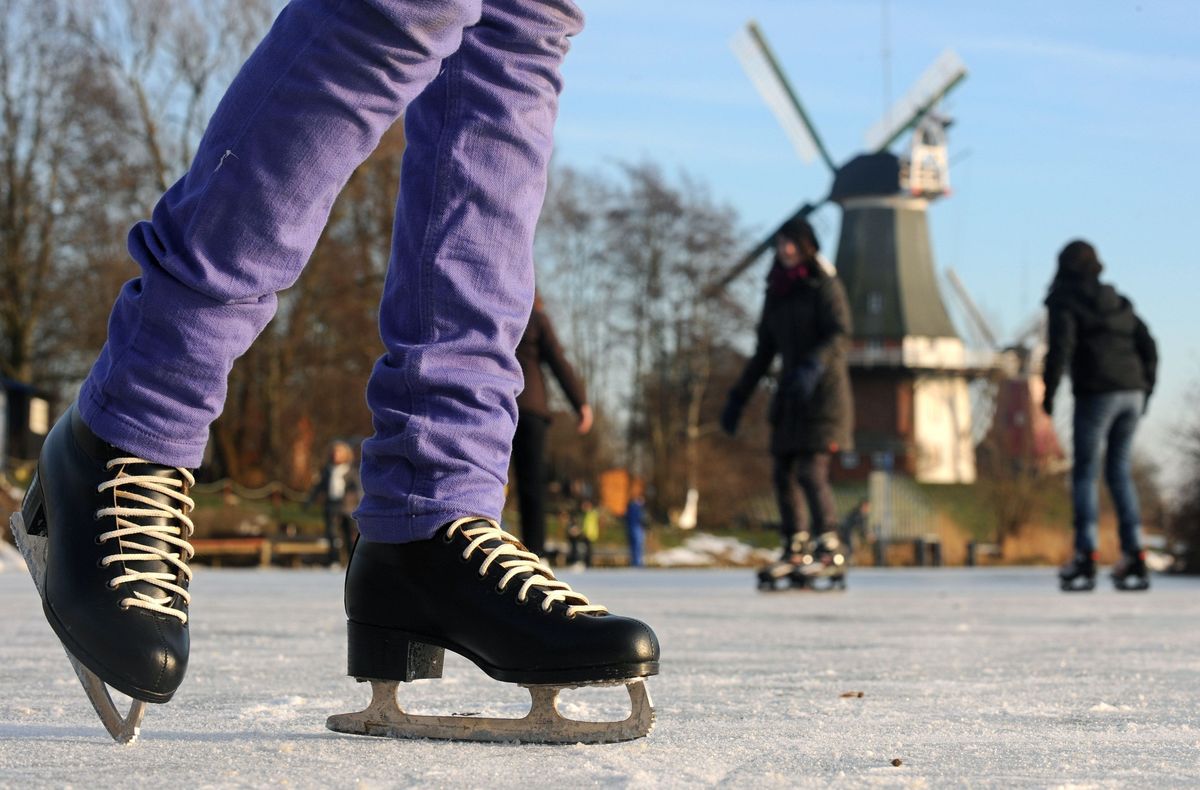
[758,575,845,593]
[326,678,655,744]
[1113,580,1150,592]
[66,654,146,744]
[9,511,147,744]
[1059,578,1096,593]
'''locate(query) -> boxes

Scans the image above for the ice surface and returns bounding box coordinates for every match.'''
[1,566,1198,788]
[0,542,25,574]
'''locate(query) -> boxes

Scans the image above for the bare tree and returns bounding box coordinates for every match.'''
[1169,395,1200,573]
[0,0,134,386]
[70,0,273,192]
[536,162,761,522]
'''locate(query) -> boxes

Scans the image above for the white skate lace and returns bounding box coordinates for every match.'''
[95,458,196,623]
[447,518,608,617]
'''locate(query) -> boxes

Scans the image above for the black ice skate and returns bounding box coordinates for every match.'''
[755,552,808,591]
[756,532,809,591]
[327,518,659,744]
[8,405,195,743]
[1111,551,1150,592]
[794,531,847,592]
[1058,551,1097,592]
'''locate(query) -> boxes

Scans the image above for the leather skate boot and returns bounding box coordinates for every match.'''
[17,404,195,703]
[343,518,658,685]
[1058,551,1097,592]
[329,518,659,743]
[796,530,847,591]
[1111,550,1150,592]
[756,532,809,591]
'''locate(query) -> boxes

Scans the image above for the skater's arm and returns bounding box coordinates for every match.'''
[307,467,328,507]
[537,312,588,416]
[810,276,852,362]
[1041,305,1076,411]
[730,301,778,401]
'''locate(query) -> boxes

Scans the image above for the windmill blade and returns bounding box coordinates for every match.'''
[702,201,826,298]
[944,267,999,350]
[865,50,967,153]
[731,21,837,173]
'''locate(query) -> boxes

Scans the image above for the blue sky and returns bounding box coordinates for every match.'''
[551,0,1199,479]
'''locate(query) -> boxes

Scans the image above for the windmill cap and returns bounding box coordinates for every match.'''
[830,152,901,202]
[1057,240,1103,277]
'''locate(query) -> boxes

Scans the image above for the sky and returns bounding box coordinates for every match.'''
[549,0,1200,482]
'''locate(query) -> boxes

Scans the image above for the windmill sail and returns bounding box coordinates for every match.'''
[731,21,836,172]
[865,50,967,153]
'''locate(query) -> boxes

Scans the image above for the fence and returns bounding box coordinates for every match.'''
[868,471,942,566]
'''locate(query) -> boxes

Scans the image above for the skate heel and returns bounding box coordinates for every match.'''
[347,621,444,683]
[20,471,48,537]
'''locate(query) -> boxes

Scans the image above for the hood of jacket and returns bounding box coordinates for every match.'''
[1044,274,1134,331]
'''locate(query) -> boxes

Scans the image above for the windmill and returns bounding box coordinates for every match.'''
[943,270,1066,473]
[718,20,999,483]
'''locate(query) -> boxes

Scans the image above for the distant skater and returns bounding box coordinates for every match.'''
[1043,240,1157,592]
[720,217,853,591]
[512,291,593,558]
[307,441,361,566]
[625,495,646,568]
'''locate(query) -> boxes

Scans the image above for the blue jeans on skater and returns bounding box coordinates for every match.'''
[1072,390,1144,555]
[76,0,583,543]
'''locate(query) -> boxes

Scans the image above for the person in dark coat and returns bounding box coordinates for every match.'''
[1043,239,1158,590]
[307,440,361,566]
[512,292,592,557]
[720,217,854,559]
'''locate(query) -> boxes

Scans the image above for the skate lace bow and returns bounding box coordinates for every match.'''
[95,458,196,623]
[448,518,608,617]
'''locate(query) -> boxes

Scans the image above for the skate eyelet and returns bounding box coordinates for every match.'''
[494,584,506,595]
[94,535,106,545]
[106,580,118,590]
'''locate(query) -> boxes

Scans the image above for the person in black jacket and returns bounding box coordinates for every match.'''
[721,218,853,582]
[1043,240,1158,591]
[512,292,592,558]
[307,440,361,566]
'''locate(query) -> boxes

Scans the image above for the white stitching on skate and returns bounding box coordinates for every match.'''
[95,459,196,623]
[447,518,608,617]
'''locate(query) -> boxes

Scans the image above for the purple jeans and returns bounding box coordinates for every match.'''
[77,0,584,542]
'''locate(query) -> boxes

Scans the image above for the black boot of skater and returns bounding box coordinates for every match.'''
[1111,550,1150,592]
[1058,551,1097,592]
[330,518,659,742]
[344,518,658,684]
[756,532,809,590]
[795,531,848,591]
[12,405,195,705]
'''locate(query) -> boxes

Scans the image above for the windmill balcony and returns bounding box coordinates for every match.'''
[848,339,1014,378]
